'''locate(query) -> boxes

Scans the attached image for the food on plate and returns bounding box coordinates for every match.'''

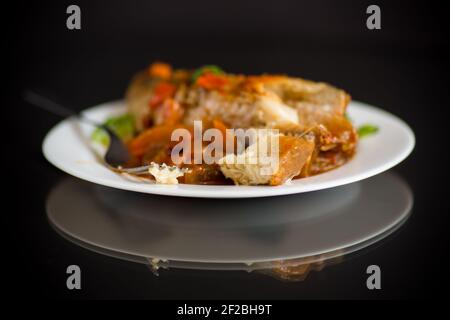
[94,62,360,186]
[219,133,315,185]
[147,162,189,185]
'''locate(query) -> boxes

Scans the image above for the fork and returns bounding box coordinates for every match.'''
[23,91,152,175]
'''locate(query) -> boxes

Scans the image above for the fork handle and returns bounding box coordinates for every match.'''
[23,90,99,127]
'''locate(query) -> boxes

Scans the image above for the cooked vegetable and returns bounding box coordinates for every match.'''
[91,127,109,146]
[148,62,172,79]
[357,124,379,138]
[149,82,177,109]
[182,164,229,185]
[196,73,228,90]
[128,124,186,157]
[191,65,224,83]
[125,62,358,185]
[91,113,135,146]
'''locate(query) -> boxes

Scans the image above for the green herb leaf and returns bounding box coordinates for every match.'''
[91,127,110,146]
[357,124,379,138]
[91,113,135,146]
[191,65,224,82]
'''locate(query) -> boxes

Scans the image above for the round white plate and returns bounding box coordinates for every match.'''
[46,172,413,264]
[43,100,415,198]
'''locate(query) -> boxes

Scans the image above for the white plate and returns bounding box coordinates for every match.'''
[43,100,415,198]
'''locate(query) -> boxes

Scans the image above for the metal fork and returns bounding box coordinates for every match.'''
[23,91,152,174]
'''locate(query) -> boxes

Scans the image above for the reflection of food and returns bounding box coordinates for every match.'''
[258,252,344,282]
[115,62,357,185]
[143,253,345,281]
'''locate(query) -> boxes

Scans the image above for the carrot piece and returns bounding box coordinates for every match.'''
[213,119,228,137]
[148,62,172,79]
[128,124,184,157]
[196,73,228,91]
[149,82,176,109]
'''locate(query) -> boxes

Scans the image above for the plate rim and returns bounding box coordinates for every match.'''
[42,100,415,198]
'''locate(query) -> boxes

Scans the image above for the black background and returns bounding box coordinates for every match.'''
[3,0,450,299]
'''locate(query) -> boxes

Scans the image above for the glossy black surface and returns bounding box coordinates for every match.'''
[3,0,449,299]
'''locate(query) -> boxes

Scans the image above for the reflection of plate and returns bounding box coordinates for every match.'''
[42,100,415,198]
[47,172,413,264]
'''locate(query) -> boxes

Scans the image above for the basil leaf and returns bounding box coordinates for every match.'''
[91,127,110,146]
[191,65,224,82]
[91,113,135,146]
[358,124,379,138]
